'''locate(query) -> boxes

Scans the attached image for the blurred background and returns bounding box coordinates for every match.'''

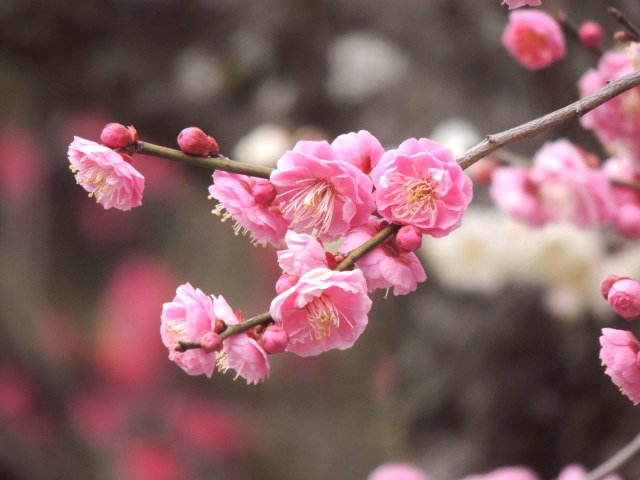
[1,0,640,479]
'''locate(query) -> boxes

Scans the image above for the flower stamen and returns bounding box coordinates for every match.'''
[280,179,336,237]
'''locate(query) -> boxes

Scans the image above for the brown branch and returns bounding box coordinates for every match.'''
[455,69,640,169]
[584,433,640,480]
[608,7,640,42]
[555,10,603,57]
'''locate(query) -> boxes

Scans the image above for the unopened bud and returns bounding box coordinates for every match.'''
[200,332,223,353]
[252,179,277,205]
[325,252,338,270]
[260,326,288,354]
[101,123,137,148]
[600,275,625,300]
[614,31,634,43]
[579,21,604,50]
[395,225,422,252]
[214,319,227,334]
[275,274,298,294]
[178,127,216,156]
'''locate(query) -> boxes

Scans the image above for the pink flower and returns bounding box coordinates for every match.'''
[579,50,640,159]
[68,137,144,211]
[331,130,384,175]
[340,217,426,296]
[212,295,270,384]
[556,464,621,480]
[599,328,640,404]
[0,126,46,205]
[177,126,218,156]
[502,10,565,70]
[260,325,289,354]
[101,123,137,148]
[116,438,180,480]
[607,278,640,320]
[501,0,542,9]
[270,140,375,241]
[270,267,372,357]
[578,22,604,50]
[367,463,430,480]
[277,230,330,277]
[209,171,289,247]
[161,283,217,378]
[604,157,640,239]
[462,466,540,480]
[490,140,613,228]
[371,138,473,237]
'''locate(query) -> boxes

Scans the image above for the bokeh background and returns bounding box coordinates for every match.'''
[1,0,640,479]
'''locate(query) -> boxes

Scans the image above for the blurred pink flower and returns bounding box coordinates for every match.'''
[0,126,46,204]
[117,438,181,480]
[490,166,546,226]
[556,464,620,480]
[607,278,640,320]
[271,140,375,241]
[462,466,540,480]
[94,256,178,390]
[579,50,640,160]
[68,137,144,211]
[578,21,604,50]
[367,462,430,480]
[270,267,371,356]
[277,230,330,277]
[69,388,125,447]
[331,130,384,174]
[600,328,640,404]
[501,0,542,9]
[340,217,426,296]
[604,157,640,239]
[371,138,472,237]
[161,283,218,378]
[209,171,289,247]
[502,10,565,70]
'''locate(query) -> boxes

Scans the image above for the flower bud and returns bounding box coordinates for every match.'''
[101,123,137,148]
[214,319,227,334]
[200,332,223,353]
[579,21,604,50]
[608,278,640,320]
[252,179,277,205]
[395,225,422,252]
[178,127,214,156]
[600,275,624,300]
[260,326,288,354]
[275,274,298,294]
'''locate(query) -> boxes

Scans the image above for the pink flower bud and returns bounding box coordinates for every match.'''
[208,136,219,157]
[275,274,298,294]
[214,319,227,334]
[600,275,624,300]
[608,278,640,320]
[251,179,277,205]
[101,123,137,148]
[260,326,288,354]
[395,225,422,252]
[200,332,223,353]
[177,127,213,156]
[579,21,604,50]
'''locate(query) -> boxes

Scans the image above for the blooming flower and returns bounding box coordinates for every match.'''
[212,295,270,384]
[270,140,375,241]
[277,230,331,277]
[331,130,384,174]
[600,328,640,404]
[68,137,145,211]
[501,0,542,9]
[209,171,289,247]
[370,138,473,237]
[604,157,640,239]
[367,463,430,480]
[462,466,539,480]
[340,217,426,296]
[605,277,640,320]
[270,267,371,356]
[160,283,217,378]
[579,49,640,160]
[502,10,565,70]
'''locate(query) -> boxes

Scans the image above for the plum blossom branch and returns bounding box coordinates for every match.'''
[584,432,640,480]
[136,141,273,179]
[555,11,603,57]
[608,7,640,41]
[336,223,400,272]
[456,69,640,169]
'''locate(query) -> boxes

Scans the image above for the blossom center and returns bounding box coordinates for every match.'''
[389,173,439,221]
[281,179,336,237]
[163,319,187,349]
[305,295,340,339]
[72,165,113,203]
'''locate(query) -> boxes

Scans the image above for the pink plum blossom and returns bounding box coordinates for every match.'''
[578,22,604,50]
[260,326,289,354]
[491,140,613,228]
[502,10,565,70]
[209,171,289,247]
[340,217,426,295]
[101,123,137,148]
[501,0,542,9]
[556,464,621,480]
[579,50,640,160]
[606,278,640,320]
[277,230,330,277]
[270,267,371,356]
[599,328,640,404]
[462,466,540,480]
[604,157,640,239]
[370,138,473,237]
[331,130,384,174]
[0,126,46,205]
[68,136,145,211]
[177,126,218,156]
[270,140,375,241]
[212,295,270,384]
[161,283,218,378]
[367,462,430,480]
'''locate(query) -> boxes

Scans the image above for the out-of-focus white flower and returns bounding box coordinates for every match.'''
[429,117,482,156]
[173,48,224,102]
[232,123,292,167]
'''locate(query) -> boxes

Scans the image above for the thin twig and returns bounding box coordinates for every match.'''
[555,10,603,57]
[584,433,640,480]
[608,7,640,42]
